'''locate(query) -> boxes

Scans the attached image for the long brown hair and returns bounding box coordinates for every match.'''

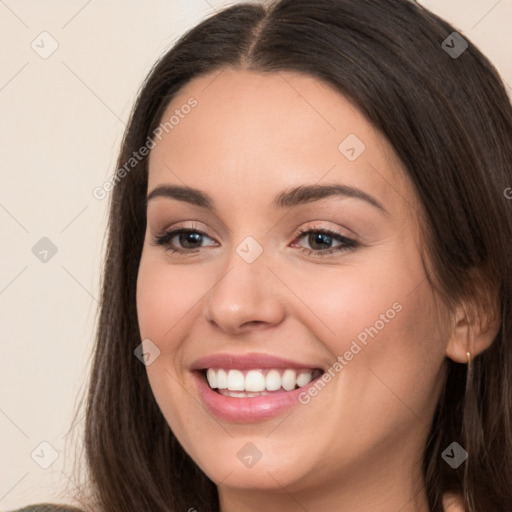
[65,1,512,510]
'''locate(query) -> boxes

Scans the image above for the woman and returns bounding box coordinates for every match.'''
[11,0,512,511]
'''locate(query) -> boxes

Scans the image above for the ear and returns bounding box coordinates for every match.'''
[445,272,501,363]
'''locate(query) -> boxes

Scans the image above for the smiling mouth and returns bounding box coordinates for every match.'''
[201,367,324,397]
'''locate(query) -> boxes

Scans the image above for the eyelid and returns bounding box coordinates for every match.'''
[151,220,360,259]
[153,221,214,239]
[152,220,356,245]
[297,221,357,239]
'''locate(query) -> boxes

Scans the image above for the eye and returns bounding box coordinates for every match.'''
[151,222,216,254]
[291,226,358,257]
[150,223,359,257]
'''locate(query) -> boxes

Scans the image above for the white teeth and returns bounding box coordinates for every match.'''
[265,369,281,391]
[227,369,245,391]
[282,369,296,391]
[206,368,217,389]
[296,371,312,387]
[205,367,321,393]
[217,369,227,389]
[221,390,271,397]
[245,370,266,392]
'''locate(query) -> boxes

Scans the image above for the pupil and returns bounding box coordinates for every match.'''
[310,233,331,249]
[181,232,201,248]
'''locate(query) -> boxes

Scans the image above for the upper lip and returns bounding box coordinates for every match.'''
[190,352,324,372]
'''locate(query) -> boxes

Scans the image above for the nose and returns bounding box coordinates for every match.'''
[204,245,286,334]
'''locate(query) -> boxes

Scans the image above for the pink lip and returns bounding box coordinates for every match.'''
[190,352,323,371]
[190,352,325,422]
[191,366,325,423]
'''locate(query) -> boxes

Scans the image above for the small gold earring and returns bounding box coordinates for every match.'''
[466,351,472,364]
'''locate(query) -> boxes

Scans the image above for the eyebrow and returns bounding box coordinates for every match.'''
[146,183,388,214]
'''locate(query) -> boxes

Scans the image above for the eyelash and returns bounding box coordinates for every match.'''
[151,222,358,257]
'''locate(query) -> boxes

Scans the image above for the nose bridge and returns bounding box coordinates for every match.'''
[205,234,285,331]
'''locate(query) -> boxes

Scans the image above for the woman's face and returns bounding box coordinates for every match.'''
[136,69,451,506]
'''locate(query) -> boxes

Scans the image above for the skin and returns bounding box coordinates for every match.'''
[136,68,488,511]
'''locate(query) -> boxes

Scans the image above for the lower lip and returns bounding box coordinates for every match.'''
[192,370,323,422]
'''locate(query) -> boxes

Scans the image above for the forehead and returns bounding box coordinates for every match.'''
[147,68,415,217]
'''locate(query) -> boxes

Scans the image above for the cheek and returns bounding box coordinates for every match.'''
[294,245,445,423]
[136,255,204,340]
[282,248,423,353]
[135,257,196,410]
[136,257,202,446]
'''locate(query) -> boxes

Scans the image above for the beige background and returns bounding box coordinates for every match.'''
[1,0,511,509]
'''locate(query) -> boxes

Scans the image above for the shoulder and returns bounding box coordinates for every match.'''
[6,504,84,512]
